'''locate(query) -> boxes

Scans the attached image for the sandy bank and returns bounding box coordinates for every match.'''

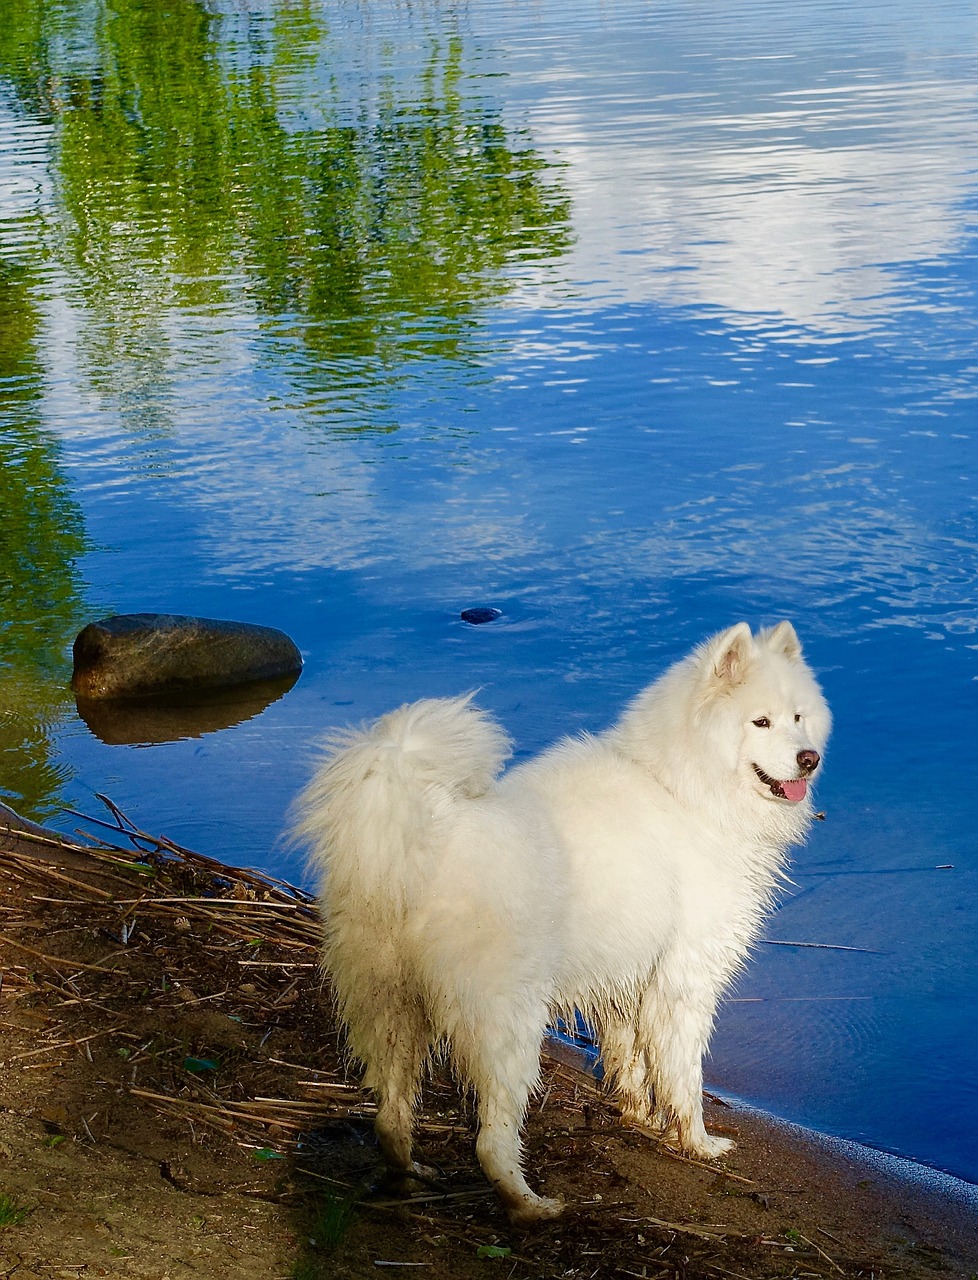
[1,803,976,1279]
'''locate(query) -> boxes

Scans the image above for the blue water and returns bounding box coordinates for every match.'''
[1,0,977,1183]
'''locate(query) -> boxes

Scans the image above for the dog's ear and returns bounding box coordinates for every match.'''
[709,622,754,687]
[760,620,802,662]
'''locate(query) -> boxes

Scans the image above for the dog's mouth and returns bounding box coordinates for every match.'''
[753,764,808,803]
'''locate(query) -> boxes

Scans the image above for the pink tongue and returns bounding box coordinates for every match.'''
[781,778,808,802]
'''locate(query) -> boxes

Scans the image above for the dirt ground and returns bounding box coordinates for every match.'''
[2,803,977,1280]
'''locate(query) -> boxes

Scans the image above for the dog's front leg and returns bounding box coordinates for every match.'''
[635,972,733,1161]
[599,1011,656,1129]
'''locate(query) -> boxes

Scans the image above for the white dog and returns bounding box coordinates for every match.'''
[293,622,830,1223]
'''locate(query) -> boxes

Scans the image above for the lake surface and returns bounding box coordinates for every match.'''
[1,0,977,1184]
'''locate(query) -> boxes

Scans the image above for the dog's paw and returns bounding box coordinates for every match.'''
[620,1110,679,1148]
[687,1133,735,1160]
[506,1193,565,1227]
[618,1105,657,1131]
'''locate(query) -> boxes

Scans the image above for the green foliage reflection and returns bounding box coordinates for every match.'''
[0,263,86,818]
[3,0,572,413]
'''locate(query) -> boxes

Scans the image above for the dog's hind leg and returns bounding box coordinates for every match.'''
[456,1014,564,1225]
[358,998,440,1186]
[475,1078,564,1225]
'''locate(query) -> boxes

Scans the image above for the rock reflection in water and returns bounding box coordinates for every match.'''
[75,672,300,746]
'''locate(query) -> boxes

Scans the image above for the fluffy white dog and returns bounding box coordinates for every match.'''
[293,622,830,1223]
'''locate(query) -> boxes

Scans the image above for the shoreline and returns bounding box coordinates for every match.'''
[549,1025,978,1215]
[717,1089,978,1212]
[545,1030,978,1275]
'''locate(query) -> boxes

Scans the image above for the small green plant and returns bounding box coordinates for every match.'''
[477,1243,512,1259]
[116,860,156,876]
[289,1186,362,1278]
[0,1194,29,1228]
[307,1189,360,1251]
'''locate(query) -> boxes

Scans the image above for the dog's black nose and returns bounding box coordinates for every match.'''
[797,749,820,775]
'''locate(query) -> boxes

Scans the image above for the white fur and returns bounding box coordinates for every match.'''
[292,622,830,1224]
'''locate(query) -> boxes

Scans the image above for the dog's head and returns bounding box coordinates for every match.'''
[700,621,831,809]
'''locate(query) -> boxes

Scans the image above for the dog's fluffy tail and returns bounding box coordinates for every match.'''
[293,694,511,905]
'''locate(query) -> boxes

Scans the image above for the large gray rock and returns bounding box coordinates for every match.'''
[71,613,303,700]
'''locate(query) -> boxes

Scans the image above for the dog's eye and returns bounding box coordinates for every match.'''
[794,713,802,723]
[752,717,770,729]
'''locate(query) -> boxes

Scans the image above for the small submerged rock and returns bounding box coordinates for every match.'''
[460,606,503,625]
[71,613,303,700]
